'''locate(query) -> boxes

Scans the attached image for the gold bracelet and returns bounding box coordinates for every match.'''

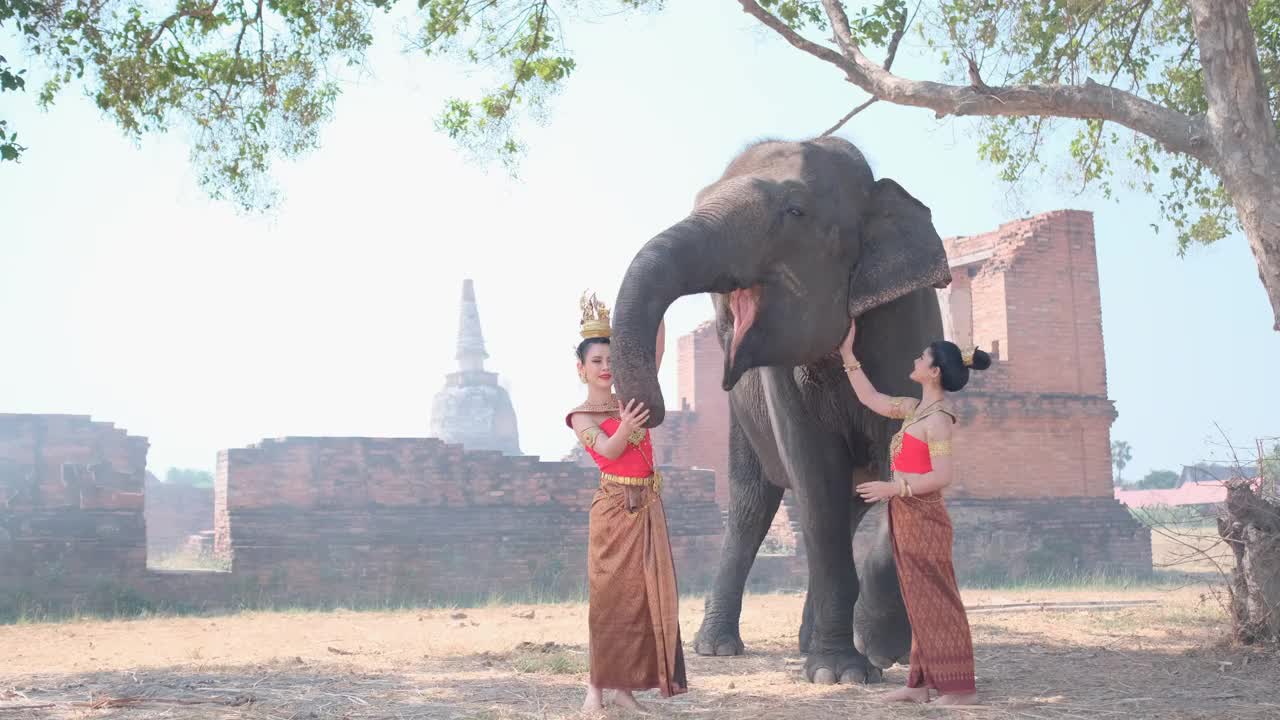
[843,359,862,372]
[898,477,908,497]
[905,478,914,497]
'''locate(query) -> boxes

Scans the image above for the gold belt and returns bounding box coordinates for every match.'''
[600,471,663,495]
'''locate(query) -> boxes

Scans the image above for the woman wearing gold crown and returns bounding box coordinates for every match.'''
[566,292,686,712]
[841,316,990,706]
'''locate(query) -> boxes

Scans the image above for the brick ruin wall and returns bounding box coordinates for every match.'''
[0,417,727,614]
[215,437,726,605]
[0,414,150,615]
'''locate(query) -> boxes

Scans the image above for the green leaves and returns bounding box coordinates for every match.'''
[928,0,1269,253]
[416,2,579,173]
[0,0,666,204]
[758,0,826,30]
[1,0,1276,238]
[1,50,27,163]
[754,0,907,47]
[0,119,23,161]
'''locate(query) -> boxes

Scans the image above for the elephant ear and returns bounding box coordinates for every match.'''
[847,178,952,317]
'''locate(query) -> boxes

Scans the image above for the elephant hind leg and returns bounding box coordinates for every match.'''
[694,407,783,657]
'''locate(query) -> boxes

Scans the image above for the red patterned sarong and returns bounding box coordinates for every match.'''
[888,492,976,693]
[586,479,687,696]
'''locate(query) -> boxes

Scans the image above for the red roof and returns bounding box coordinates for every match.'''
[1114,480,1231,509]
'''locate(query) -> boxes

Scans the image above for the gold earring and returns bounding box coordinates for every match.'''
[579,373,588,384]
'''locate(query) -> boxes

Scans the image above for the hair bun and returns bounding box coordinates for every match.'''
[969,347,992,371]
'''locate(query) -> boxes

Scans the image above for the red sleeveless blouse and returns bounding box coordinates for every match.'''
[566,415,654,479]
[891,432,933,474]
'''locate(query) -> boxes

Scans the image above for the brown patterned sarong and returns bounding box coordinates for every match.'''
[586,479,687,696]
[888,491,976,694]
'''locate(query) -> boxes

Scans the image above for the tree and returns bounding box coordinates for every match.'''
[4,1,1280,329]
[1134,468,1179,489]
[1258,441,1280,499]
[165,467,214,488]
[1111,440,1132,484]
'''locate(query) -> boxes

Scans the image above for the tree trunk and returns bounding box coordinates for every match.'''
[1190,0,1280,331]
[1221,480,1280,645]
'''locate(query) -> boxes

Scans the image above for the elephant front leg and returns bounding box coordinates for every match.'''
[695,410,783,657]
[760,367,880,685]
[792,487,881,684]
[853,502,912,669]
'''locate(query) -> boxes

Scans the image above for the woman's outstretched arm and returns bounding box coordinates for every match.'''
[839,317,913,420]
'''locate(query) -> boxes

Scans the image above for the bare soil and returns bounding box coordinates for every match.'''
[3,584,1278,719]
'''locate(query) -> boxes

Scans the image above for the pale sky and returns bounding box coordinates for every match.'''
[2,3,1276,482]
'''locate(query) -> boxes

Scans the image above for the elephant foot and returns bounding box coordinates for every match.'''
[804,648,883,685]
[694,618,746,656]
[853,599,912,670]
[854,629,908,669]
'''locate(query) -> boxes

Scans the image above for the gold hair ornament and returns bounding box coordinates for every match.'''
[961,347,976,368]
[579,291,612,339]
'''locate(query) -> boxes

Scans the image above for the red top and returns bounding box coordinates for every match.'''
[570,416,654,479]
[891,432,933,474]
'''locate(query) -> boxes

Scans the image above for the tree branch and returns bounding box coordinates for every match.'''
[820,0,917,137]
[736,0,1213,165]
[1108,0,1153,88]
[738,0,849,70]
[820,97,876,136]
[145,2,220,50]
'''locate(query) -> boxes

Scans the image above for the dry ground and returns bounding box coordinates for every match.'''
[3,581,1279,720]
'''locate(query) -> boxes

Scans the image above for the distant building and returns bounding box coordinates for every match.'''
[1115,480,1230,514]
[1178,463,1256,487]
[429,279,521,455]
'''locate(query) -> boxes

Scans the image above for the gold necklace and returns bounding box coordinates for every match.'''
[574,394,620,415]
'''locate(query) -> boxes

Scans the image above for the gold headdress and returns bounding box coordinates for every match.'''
[579,291,612,339]
[961,347,976,368]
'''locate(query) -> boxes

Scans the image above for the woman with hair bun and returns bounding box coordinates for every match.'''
[839,316,991,706]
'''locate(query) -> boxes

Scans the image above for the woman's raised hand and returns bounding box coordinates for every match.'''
[617,398,651,434]
[839,316,858,361]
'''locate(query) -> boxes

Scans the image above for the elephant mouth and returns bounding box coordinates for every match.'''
[727,285,761,369]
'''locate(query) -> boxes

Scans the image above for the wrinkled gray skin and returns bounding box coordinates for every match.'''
[611,137,952,684]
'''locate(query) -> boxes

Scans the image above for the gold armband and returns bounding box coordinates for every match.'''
[888,397,909,420]
[580,426,601,448]
[627,428,646,446]
[928,440,953,457]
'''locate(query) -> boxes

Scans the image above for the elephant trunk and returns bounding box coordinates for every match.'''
[613,213,741,428]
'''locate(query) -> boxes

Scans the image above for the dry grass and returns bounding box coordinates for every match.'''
[3,586,1278,719]
[146,549,232,573]
[1148,522,1235,577]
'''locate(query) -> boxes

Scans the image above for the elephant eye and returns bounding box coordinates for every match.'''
[786,207,805,217]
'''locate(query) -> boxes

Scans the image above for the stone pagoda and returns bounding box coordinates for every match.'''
[429,279,522,455]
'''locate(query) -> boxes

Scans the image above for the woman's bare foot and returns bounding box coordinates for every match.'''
[612,690,647,713]
[933,691,978,706]
[881,686,930,703]
[581,685,604,712]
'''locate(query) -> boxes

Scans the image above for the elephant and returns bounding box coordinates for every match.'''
[610,136,953,684]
